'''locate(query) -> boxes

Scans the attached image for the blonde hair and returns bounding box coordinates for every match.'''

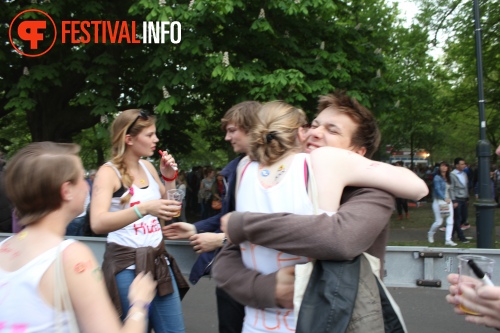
[4,142,81,226]
[249,101,308,165]
[220,101,261,133]
[110,109,156,204]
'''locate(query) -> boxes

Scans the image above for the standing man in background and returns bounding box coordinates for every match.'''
[450,157,471,243]
[163,101,261,333]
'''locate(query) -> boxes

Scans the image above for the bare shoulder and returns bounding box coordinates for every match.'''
[141,159,156,172]
[62,241,96,264]
[95,164,119,182]
[93,165,121,194]
[62,241,101,280]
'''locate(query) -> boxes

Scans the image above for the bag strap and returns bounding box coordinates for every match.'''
[54,240,80,333]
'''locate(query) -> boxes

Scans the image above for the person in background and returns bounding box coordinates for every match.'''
[65,191,90,236]
[199,167,215,220]
[186,166,200,215]
[90,109,189,333]
[445,144,500,329]
[495,164,500,207]
[0,141,156,332]
[427,161,456,246]
[211,172,225,215]
[394,160,410,220]
[474,165,496,199]
[176,170,188,222]
[450,157,471,242]
[163,101,261,333]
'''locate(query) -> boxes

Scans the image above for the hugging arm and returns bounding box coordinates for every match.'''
[226,187,392,260]
[213,243,278,309]
[310,147,428,212]
[213,187,393,307]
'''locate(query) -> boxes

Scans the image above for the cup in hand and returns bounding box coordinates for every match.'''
[457,254,495,315]
[167,189,184,217]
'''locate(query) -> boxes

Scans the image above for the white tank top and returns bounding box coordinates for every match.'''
[237,153,313,333]
[0,239,75,333]
[106,161,163,249]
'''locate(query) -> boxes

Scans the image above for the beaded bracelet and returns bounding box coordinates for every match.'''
[161,169,178,182]
[133,205,143,219]
[124,301,150,322]
[129,301,151,312]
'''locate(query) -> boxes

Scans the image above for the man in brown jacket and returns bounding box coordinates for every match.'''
[213,91,394,311]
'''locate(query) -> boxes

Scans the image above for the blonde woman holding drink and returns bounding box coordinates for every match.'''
[91,109,189,333]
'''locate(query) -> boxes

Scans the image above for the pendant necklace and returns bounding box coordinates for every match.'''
[261,169,270,177]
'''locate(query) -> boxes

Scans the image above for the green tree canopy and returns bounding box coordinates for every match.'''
[1,0,400,168]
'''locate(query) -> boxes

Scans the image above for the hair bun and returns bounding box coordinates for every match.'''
[266,131,277,143]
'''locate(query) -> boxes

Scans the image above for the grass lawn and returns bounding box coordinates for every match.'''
[388,198,500,248]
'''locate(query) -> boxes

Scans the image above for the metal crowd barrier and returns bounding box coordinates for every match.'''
[2,233,500,289]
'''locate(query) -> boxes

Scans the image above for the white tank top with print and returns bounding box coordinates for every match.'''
[237,153,314,333]
[106,161,163,249]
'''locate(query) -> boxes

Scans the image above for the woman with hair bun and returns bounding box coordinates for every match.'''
[91,109,189,333]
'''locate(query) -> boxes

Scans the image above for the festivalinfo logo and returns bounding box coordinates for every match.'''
[9,9,182,57]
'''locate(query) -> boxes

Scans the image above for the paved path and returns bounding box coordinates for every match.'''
[182,278,492,333]
[180,226,500,333]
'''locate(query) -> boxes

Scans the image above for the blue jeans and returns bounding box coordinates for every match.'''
[116,268,185,333]
[453,200,467,241]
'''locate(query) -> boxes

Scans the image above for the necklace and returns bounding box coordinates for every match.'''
[261,169,270,177]
[139,179,146,184]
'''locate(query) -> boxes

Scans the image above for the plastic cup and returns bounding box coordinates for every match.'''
[167,189,184,217]
[457,254,495,315]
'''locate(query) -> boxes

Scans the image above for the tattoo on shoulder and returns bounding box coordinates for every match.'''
[73,261,103,281]
[0,243,20,259]
[73,260,92,273]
